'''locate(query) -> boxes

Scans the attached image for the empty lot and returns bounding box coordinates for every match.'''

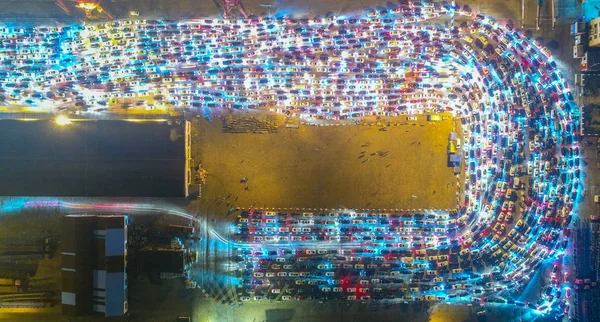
[192,113,459,210]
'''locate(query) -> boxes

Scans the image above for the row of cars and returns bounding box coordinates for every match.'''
[0,2,467,116]
[234,210,467,245]
[438,11,579,319]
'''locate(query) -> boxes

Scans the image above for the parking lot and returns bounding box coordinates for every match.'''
[0,1,584,321]
[178,6,581,320]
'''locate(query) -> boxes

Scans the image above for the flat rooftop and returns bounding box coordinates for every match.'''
[0,120,185,197]
[193,114,459,210]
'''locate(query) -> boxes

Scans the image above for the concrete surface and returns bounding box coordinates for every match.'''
[192,113,459,210]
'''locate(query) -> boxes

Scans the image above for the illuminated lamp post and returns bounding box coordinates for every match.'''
[55,0,114,19]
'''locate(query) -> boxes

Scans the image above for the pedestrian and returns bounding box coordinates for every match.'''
[223,0,249,19]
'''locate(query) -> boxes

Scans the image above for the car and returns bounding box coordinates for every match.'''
[515,220,524,229]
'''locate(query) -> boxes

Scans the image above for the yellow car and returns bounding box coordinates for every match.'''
[479,36,488,45]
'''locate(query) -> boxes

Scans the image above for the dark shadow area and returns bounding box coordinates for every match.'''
[546,39,559,50]
[266,308,295,322]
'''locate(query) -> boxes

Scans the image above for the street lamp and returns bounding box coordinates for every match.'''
[54,115,72,126]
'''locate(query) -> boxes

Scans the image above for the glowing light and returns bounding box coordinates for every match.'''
[54,115,72,126]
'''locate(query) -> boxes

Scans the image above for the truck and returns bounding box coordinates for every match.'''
[0,278,23,293]
[427,114,442,121]
[571,21,586,35]
[582,51,600,72]
[0,285,20,293]
[448,141,457,153]
[0,278,21,286]
[0,238,55,258]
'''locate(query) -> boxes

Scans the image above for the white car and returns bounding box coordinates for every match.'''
[407,116,417,121]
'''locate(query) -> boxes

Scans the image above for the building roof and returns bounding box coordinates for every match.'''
[0,120,185,197]
[61,215,127,317]
[138,250,185,274]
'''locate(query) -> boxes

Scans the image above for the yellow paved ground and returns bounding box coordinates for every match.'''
[192,113,459,210]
